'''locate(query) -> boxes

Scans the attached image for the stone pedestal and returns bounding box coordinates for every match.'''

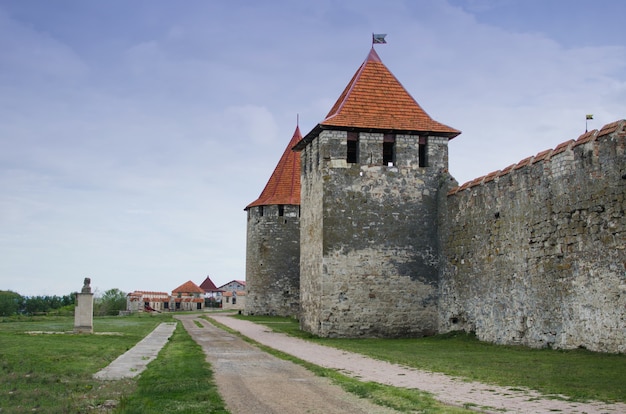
[74,278,94,333]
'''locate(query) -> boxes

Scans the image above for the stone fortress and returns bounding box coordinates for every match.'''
[244,47,625,353]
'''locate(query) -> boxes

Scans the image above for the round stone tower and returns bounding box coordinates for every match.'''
[244,126,302,317]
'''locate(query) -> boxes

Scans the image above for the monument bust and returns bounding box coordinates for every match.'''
[81,277,91,293]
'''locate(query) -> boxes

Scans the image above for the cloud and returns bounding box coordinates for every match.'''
[0,9,88,82]
[1,0,625,296]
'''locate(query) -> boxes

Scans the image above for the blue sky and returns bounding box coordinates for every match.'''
[1,0,625,296]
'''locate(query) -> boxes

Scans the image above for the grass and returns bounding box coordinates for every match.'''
[206,316,472,413]
[236,315,626,404]
[116,322,227,413]
[0,313,226,413]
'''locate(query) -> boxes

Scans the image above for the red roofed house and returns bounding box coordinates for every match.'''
[126,291,170,313]
[199,275,223,298]
[199,275,223,308]
[171,280,205,311]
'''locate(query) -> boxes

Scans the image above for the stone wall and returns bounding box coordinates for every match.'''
[299,129,451,337]
[440,121,626,353]
[244,204,300,317]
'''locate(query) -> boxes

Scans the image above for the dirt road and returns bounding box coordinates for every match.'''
[199,313,626,414]
[176,314,399,414]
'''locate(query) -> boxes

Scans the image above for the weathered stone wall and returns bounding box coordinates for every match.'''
[440,121,626,353]
[299,129,451,337]
[244,204,300,317]
[299,133,325,333]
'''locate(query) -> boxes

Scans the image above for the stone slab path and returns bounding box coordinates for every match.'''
[208,313,626,414]
[93,322,176,380]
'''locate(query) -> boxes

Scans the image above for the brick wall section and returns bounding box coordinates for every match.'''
[440,120,626,353]
[300,129,451,338]
[245,204,300,317]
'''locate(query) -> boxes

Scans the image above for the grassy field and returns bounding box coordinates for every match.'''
[0,313,225,413]
[236,315,626,404]
[3,312,624,413]
[116,322,227,413]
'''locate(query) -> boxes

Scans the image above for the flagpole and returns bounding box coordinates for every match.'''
[585,114,593,132]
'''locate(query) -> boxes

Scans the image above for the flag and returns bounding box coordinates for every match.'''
[586,114,593,120]
[372,33,387,44]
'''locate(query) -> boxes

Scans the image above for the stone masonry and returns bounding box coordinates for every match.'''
[299,130,450,337]
[245,46,625,353]
[245,204,300,317]
[440,121,626,353]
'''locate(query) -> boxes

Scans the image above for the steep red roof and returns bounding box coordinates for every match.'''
[296,48,459,149]
[246,126,302,209]
[199,276,221,292]
[172,280,204,294]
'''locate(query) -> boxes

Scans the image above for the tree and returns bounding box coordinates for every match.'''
[94,288,127,316]
[0,291,22,316]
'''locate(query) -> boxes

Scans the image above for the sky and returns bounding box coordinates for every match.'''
[1,0,625,297]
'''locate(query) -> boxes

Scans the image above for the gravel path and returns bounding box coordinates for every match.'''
[208,313,626,414]
[176,314,400,414]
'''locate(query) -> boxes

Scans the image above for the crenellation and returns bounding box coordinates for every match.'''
[441,126,626,353]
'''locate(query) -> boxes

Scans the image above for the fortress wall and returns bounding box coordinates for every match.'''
[244,204,300,317]
[440,121,626,352]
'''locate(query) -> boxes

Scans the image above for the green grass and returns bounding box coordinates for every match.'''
[236,315,626,404]
[0,313,225,413]
[116,322,227,414]
[208,316,472,413]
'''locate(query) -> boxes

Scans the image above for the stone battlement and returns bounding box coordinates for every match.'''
[448,120,626,195]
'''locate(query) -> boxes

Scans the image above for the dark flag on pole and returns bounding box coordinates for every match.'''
[585,114,593,132]
[372,33,387,44]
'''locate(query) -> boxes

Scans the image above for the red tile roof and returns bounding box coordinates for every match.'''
[199,276,222,292]
[296,48,460,149]
[172,280,204,294]
[246,126,302,209]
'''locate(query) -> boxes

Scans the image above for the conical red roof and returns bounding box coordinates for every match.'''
[296,48,459,149]
[246,126,302,209]
[199,276,221,292]
[172,280,204,294]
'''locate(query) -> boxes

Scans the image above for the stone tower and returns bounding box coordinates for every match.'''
[244,126,302,317]
[294,48,460,338]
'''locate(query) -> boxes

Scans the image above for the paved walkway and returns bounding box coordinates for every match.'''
[93,322,176,380]
[208,313,626,414]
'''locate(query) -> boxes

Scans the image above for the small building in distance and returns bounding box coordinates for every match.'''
[219,280,246,293]
[200,276,223,301]
[126,291,170,313]
[222,290,246,311]
[172,280,205,311]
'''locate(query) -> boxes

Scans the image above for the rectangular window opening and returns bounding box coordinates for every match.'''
[259,206,264,217]
[419,136,428,167]
[278,205,284,217]
[347,132,358,164]
[383,134,395,166]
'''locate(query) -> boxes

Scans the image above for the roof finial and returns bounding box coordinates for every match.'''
[297,113,299,127]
